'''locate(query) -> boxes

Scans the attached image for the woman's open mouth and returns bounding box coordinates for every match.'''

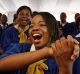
[32,33,42,40]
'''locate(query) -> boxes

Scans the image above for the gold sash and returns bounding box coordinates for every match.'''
[26,60,48,74]
[18,25,29,43]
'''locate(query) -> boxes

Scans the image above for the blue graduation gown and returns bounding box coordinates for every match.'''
[1,26,29,51]
[62,23,77,37]
[73,56,80,74]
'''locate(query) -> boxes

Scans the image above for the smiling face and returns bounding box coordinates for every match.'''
[29,15,50,49]
[17,9,31,28]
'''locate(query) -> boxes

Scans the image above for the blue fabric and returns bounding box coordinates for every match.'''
[57,21,77,37]
[69,23,80,41]
[69,22,77,35]
[0,26,3,44]
[72,31,80,42]
[44,58,58,74]
[0,43,58,74]
[0,43,31,58]
[62,23,77,37]
[73,56,80,74]
[1,26,29,51]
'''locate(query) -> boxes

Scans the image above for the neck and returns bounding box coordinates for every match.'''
[61,21,66,24]
[19,25,26,29]
[35,46,45,50]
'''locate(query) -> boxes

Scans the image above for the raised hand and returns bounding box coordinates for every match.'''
[50,35,79,74]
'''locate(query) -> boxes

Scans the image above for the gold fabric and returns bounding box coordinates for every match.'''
[26,60,48,74]
[18,25,29,43]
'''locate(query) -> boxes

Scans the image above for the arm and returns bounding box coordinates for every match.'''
[0,47,51,71]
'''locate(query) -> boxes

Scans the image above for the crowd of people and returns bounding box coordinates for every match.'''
[0,5,80,74]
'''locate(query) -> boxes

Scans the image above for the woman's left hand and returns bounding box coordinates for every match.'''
[51,35,79,67]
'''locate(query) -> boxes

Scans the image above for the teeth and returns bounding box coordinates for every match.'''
[33,34,41,36]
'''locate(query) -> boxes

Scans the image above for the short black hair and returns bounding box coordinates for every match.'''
[16,5,32,16]
[75,13,80,21]
[60,12,66,17]
[32,11,38,17]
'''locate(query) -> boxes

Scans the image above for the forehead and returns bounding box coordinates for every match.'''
[32,15,44,22]
[19,9,30,13]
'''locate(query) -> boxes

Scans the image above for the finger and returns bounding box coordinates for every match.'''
[51,43,57,57]
[71,54,79,61]
[67,35,74,50]
[73,39,79,44]
[60,37,68,53]
[71,44,79,61]
[67,35,79,49]
[73,42,79,58]
[55,40,62,56]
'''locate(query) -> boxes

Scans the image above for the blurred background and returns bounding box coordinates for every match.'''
[0,0,80,23]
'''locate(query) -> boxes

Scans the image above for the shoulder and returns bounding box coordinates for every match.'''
[4,26,18,34]
[0,43,32,58]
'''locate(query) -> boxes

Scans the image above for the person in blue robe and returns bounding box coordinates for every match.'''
[1,26,29,51]
[1,5,32,51]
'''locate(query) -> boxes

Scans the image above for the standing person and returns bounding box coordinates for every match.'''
[73,15,80,41]
[58,12,72,37]
[0,12,79,74]
[69,13,80,38]
[1,6,32,51]
[0,14,8,30]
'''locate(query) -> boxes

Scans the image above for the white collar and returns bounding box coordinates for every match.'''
[30,44,36,51]
[75,33,80,38]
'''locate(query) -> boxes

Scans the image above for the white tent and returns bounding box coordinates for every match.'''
[0,0,80,23]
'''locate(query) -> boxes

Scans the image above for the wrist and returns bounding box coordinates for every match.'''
[48,48,54,57]
[59,62,73,74]
[59,67,71,74]
[59,68,68,74]
[41,47,52,58]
